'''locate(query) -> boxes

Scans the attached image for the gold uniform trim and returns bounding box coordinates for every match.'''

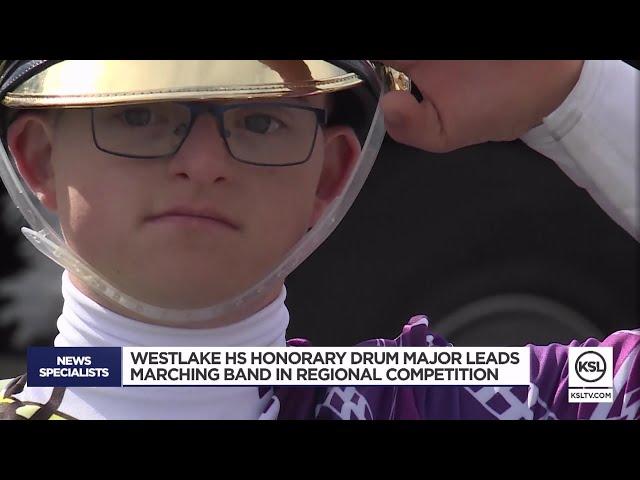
[3,60,368,108]
[15,404,41,419]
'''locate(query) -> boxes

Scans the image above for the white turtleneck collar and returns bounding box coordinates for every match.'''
[56,271,289,349]
[43,271,290,419]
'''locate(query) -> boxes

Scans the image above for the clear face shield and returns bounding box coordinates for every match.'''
[0,60,409,325]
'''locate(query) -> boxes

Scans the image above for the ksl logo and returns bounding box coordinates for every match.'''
[568,347,613,388]
[575,351,606,382]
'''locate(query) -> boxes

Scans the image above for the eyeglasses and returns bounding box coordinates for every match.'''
[90,101,328,166]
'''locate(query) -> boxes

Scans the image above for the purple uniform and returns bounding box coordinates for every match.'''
[263,317,640,420]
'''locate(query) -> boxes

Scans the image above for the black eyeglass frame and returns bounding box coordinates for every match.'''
[90,101,328,167]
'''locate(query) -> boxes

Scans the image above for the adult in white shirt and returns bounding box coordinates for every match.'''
[380,60,638,240]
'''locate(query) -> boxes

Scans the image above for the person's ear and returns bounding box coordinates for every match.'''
[309,126,361,228]
[6,112,58,210]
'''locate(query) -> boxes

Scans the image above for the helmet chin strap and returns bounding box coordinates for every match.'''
[20,226,261,323]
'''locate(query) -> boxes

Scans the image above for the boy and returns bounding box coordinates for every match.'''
[0,60,638,419]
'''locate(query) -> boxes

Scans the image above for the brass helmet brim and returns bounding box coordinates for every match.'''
[1,60,376,108]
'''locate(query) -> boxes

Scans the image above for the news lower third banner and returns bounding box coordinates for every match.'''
[27,346,614,403]
[28,346,531,387]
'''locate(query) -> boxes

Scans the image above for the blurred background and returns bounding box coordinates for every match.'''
[1,61,638,378]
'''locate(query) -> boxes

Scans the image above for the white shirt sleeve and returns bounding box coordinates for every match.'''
[520,60,639,241]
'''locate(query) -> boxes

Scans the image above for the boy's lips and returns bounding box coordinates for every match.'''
[146,206,240,231]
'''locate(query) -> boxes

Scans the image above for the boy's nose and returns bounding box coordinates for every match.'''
[167,113,234,185]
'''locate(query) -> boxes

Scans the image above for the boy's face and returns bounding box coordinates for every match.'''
[7,96,360,314]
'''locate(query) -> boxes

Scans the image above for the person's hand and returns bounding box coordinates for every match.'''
[380,60,584,153]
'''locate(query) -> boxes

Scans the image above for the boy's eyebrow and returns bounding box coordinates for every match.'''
[283,96,329,108]
[247,96,327,109]
[281,97,314,106]
[212,96,322,108]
